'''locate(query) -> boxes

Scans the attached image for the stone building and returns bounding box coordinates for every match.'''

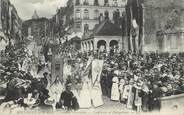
[124,0,184,53]
[22,11,49,45]
[9,4,22,44]
[0,0,22,51]
[66,0,127,34]
[81,19,124,53]
[142,0,184,53]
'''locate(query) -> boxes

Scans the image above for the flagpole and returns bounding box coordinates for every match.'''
[141,3,145,54]
[130,5,133,52]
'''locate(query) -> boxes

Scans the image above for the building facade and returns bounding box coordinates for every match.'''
[67,0,126,34]
[81,19,124,53]
[22,11,49,45]
[0,0,22,51]
[143,0,184,53]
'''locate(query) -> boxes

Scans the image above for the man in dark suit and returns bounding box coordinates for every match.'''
[59,84,74,111]
[149,84,162,111]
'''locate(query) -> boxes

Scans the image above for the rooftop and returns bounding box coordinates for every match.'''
[32,10,39,19]
[92,19,122,36]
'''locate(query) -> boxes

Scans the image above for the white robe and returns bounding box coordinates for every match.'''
[49,82,64,103]
[111,82,120,101]
[127,85,134,109]
[79,82,91,108]
[71,89,80,105]
[122,85,129,99]
[91,83,104,107]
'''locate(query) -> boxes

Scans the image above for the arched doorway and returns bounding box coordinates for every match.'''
[97,40,106,52]
[109,40,118,54]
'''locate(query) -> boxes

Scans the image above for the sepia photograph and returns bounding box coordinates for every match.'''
[0,0,184,114]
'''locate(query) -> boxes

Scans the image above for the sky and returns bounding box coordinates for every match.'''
[10,0,68,20]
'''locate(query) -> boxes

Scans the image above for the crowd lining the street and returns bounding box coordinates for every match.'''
[1,48,184,113]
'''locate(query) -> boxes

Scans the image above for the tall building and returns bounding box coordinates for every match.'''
[0,0,22,50]
[66,0,127,34]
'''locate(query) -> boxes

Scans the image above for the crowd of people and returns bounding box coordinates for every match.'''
[1,47,184,113]
[97,51,184,111]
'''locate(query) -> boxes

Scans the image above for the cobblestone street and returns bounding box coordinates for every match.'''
[77,96,132,113]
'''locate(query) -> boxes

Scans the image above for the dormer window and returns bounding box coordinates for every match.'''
[84,9,89,19]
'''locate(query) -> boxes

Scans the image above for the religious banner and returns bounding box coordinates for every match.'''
[91,59,104,107]
[82,56,93,79]
[91,59,104,84]
[51,55,64,85]
[63,58,72,84]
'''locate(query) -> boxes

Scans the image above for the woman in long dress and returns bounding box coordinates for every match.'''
[127,78,135,109]
[49,76,64,106]
[79,77,91,109]
[119,79,125,102]
[111,76,120,101]
[134,83,143,112]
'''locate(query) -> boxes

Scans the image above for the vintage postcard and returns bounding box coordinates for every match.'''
[0,0,184,115]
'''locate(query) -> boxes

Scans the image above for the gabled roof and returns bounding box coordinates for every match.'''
[91,19,122,37]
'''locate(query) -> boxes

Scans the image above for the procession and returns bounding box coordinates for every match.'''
[1,46,184,113]
[1,0,184,114]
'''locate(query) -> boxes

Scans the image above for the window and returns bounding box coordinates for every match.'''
[84,9,89,19]
[104,0,109,6]
[75,0,80,5]
[94,0,99,6]
[83,0,89,5]
[75,9,81,19]
[75,22,81,29]
[113,0,118,6]
[94,10,99,19]
[170,34,177,49]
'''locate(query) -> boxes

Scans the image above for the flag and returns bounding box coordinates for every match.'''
[92,59,104,85]
[82,57,93,79]
[91,59,104,107]
[126,0,143,53]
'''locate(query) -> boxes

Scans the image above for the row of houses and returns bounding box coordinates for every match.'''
[0,0,22,51]
[22,0,184,54]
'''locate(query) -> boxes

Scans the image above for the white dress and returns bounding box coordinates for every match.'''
[122,85,129,99]
[127,85,134,109]
[79,82,91,108]
[91,83,104,107]
[111,77,120,101]
[49,82,64,103]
